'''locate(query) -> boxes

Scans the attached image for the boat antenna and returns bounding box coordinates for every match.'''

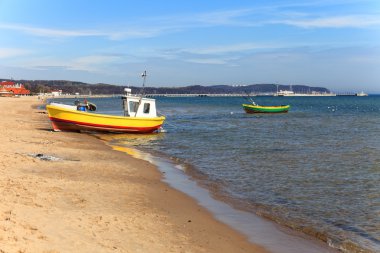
[141,70,147,97]
[135,70,147,117]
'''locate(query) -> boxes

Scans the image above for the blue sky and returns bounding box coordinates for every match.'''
[0,0,379,92]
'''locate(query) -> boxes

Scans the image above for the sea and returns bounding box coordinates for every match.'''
[51,95,380,253]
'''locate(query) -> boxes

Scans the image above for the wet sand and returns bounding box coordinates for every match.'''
[0,95,270,252]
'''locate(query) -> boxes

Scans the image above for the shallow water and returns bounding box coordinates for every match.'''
[54,95,380,252]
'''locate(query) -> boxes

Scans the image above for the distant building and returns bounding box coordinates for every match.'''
[0,81,31,96]
[51,90,63,96]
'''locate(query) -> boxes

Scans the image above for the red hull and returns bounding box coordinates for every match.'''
[49,117,162,133]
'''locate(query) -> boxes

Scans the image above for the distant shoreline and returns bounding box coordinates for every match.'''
[42,92,377,98]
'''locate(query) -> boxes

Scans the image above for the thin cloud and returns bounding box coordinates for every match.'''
[192,8,256,26]
[185,58,229,65]
[179,43,275,55]
[277,15,380,28]
[1,4,379,42]
[0,8,292,40]
[67,55,123,72]
[0,23,163,40]
[0,23,105,37]
[0,48,31,58]
[13,54,123,73]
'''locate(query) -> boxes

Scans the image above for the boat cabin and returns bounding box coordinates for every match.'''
[122,88,158,118]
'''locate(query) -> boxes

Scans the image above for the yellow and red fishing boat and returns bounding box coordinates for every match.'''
[47,72,165,133]
[46,104,164,133]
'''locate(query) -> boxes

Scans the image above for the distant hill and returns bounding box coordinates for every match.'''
[1,79,331,95]
[141,84,330,95]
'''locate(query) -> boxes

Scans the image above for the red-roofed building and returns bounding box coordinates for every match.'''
[1,81,31,96]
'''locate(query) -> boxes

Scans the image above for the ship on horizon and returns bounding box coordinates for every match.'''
[274,84,336,97]
[274,90,336,97]
[355,91,368,96]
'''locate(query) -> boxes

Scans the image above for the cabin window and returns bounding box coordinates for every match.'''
[129,101,139,113]
[143,103,150,114]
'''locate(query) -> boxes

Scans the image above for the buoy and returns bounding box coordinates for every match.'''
[158,127,167,133]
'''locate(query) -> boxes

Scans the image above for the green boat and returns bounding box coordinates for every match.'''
[242,103,290,113]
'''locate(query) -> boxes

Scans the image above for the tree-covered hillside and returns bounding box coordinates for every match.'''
[1,79,331,95]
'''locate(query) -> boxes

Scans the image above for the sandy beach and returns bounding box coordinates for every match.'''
[0,96,270,252]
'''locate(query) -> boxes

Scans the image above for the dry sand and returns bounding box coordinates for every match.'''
[0,96,270,253]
